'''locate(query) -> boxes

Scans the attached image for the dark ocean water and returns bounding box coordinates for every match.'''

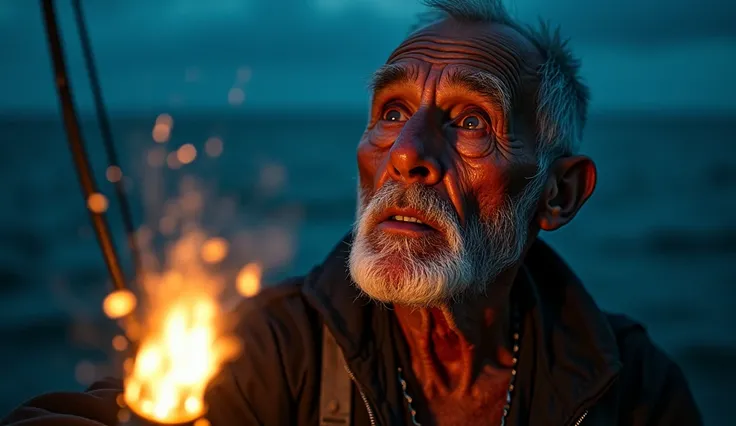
[0,111,734,424]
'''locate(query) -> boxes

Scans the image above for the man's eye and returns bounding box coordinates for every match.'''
[458,114,487,130]
[382,108,406,122]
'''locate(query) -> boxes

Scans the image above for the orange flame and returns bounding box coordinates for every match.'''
[104,132,273,424]
[111,178,264,424]
[123,295,239,424]
[118,226,250,424]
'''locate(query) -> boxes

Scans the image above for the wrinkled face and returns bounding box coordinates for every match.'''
[349,19,548,307]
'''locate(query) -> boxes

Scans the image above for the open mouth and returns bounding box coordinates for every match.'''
[376,209,438,235]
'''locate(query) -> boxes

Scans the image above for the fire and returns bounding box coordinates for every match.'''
[112,178,261,424]
[117,226,250,424]
[99,124,278,424]
[123,295,239,424]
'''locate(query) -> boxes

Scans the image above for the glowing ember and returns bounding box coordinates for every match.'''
[153,124,171,143]
[106,165,123,183]
[157,114,174,127]
[153,115,173,143]
[103,289,137,319]
[201,238,229,264]
[177,144,197,165]
[113,335,129,352]
[236,263,261,297]
[87,193,109,213]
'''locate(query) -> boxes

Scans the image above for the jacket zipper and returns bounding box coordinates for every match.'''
[572,410,588,426]
[343,363,377,426]
[566,371,619,426]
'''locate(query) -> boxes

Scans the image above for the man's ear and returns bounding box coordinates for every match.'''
[537,155,597,231]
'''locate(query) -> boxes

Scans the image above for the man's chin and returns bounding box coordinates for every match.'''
[356,256,415,286]
[351,273,450,307]
[364,228,450,260]
[348,241,463,306]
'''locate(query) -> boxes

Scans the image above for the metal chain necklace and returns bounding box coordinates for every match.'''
[397,304,521,426]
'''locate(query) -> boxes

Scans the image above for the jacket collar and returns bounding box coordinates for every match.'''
[302,232,622,425]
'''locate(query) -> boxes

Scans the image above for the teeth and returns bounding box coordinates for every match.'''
[392,215,424,224]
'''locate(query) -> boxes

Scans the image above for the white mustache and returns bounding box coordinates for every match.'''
[350,169,549,307]
[360,181,459,233]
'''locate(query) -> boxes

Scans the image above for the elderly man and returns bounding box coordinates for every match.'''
[3,1,701,425]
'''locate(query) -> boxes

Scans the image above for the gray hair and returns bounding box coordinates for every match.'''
[413,0,590,167]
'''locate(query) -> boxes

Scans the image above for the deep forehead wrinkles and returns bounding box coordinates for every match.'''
[386,28,531,101]
[369,62,421,94]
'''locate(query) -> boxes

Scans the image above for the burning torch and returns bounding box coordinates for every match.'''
[40,1,258,424]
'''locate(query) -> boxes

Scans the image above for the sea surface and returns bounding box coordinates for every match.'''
[0,111,734,424]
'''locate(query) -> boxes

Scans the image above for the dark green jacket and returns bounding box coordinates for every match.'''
[1,235,702,425]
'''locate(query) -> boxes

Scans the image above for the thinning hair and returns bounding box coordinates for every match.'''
[412,0,590,167]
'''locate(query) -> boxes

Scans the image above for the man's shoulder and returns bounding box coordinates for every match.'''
[602,311,685,391]
[602,311,664,364]
[601,312,702,423]
[235,275,309,315]
[604,312,647,339]
[230,273,321,344]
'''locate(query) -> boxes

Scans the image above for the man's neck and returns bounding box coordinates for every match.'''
[393,269,518,398]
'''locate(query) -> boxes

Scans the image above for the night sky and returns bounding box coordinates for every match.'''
[1,0,734,114]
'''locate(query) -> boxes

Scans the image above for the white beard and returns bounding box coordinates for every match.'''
[349,174,546,307]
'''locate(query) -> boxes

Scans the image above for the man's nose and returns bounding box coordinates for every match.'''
[387,111,443,186]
